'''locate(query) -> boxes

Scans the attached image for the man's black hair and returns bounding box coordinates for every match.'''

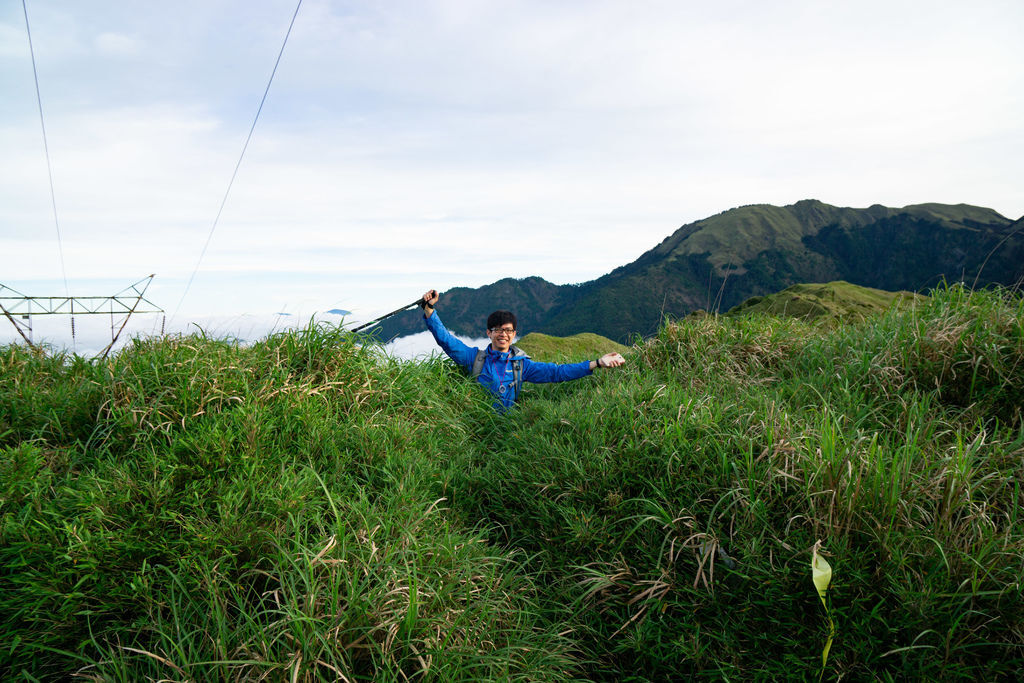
[487,310,517,330]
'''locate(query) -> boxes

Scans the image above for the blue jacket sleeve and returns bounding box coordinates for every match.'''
[424,312,479,370]
[520,358,592,384]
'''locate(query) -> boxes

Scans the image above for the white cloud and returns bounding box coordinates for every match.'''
[383,330,488,360]
[0,20,27,58]
[2,0,1022,331]
[94,32,141,56]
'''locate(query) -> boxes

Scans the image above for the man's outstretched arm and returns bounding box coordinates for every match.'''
[522,352,627,384]
[420,288,477,368]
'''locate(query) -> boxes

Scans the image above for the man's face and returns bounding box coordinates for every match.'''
[487,323,516,352]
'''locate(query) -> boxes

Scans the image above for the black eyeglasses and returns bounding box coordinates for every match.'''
[488,327,516,336]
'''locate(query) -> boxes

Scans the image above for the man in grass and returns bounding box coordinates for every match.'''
[420,288,626,411]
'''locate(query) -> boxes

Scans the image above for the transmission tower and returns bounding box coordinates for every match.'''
[0,274,164,359]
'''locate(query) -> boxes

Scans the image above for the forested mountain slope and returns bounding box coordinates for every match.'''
[376,200,1022,342]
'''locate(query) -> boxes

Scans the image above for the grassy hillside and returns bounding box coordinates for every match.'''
[726,281,922,322]
[2,284,1023,680]
[516,331,630,362]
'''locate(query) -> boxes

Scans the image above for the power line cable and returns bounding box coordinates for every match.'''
[22,0,74,349]
[170,0,304,325]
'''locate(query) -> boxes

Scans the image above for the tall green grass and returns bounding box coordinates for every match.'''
[2,284,1022,680]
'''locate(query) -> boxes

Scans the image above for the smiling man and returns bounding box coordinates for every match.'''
[420,289,626,411]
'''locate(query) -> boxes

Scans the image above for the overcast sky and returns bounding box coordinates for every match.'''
[2,0,1022,343]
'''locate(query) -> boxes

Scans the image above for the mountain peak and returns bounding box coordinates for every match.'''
[374,200,1022,342]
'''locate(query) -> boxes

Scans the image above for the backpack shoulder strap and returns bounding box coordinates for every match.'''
[512,360,523,396]
[509,345,529,396]
[471,349,487,378]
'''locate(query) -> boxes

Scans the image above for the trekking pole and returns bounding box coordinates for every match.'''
[349,298,425,333]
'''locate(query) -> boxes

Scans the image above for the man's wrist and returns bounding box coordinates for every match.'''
[595,358,602,369]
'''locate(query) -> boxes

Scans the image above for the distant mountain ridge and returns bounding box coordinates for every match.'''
[375,200,1023,342]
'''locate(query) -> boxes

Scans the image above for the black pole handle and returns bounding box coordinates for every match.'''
[349,298,427,333]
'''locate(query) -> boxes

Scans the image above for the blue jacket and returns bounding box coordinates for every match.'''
[425,312,592,410]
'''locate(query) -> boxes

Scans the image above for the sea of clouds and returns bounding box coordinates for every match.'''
[0,310,486,361]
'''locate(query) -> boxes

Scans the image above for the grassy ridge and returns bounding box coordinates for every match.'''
[516,331,630,362]
[725,280,922,323]
[2,284,1023,680]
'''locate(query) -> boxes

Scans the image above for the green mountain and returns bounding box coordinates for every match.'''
[375,200,1023,342]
